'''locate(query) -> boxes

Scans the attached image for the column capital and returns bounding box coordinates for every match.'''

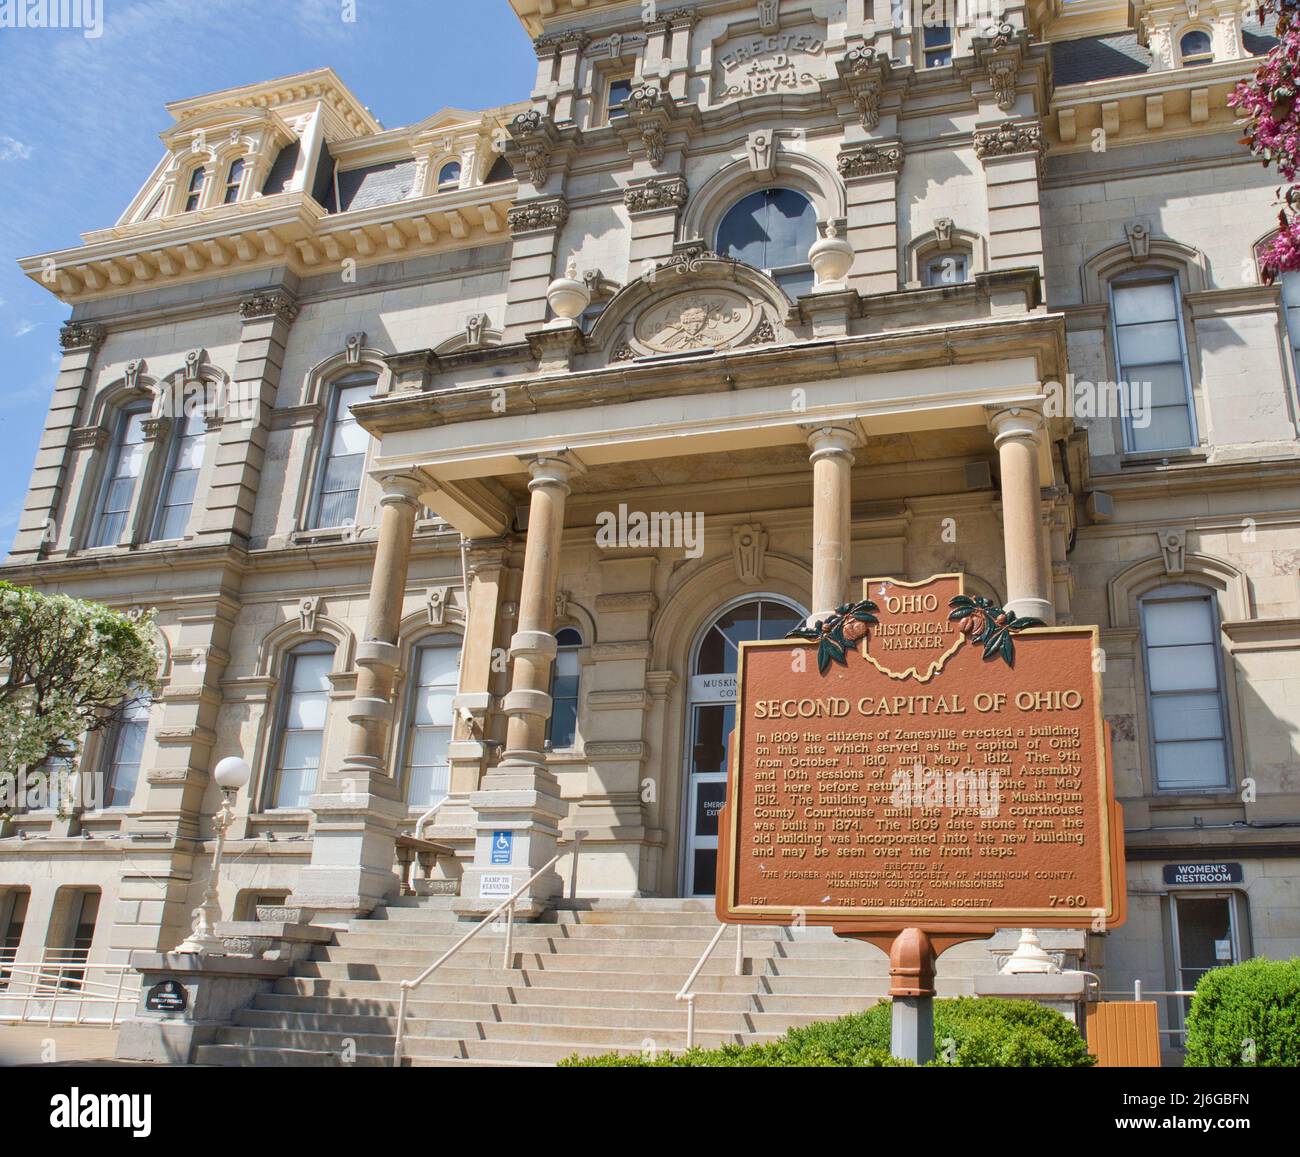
[986,405,1043,447]
[377,471,428,510]
[803,423,860,463]
[523,451,585,493]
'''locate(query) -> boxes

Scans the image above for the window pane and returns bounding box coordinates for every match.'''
[1147,644,1219,692]
[1283,272,1300,307]
[414,688,456,727]
[1151,694,1225,743]
[410,727,451,768]
[548,699,578,748]
[406,760,450,807]
[290,653,333,693]
[1131,405,1193,452]
[274,764,318,810]
[1143,599,1214,647]
[1155,740,1228,790]
[286,689,330,731]
[718,189,817,283]
[1117,320,1183,367]
[1131,362,1190,409]
[1114,281,1177,324]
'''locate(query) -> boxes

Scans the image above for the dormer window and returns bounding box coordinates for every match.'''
[223,158,245,204]
[184,166,207,212]
[923,23,953,68]
[438,161,462,190]
[1180,29,1213,67]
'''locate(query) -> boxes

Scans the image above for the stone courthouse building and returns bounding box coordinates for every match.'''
[2,0,1299,1062]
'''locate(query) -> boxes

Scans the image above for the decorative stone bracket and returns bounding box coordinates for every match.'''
[830,45,907,132]
[970,23,1029,114]
[836,141,904,180]
[624,175,689,216]
[505,110,568,187]
[616,82,699,167]
[973,121,1047,166]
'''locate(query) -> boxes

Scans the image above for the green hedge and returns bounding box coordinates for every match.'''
[1184,957,1300,1067]
[562,997,1093,1068]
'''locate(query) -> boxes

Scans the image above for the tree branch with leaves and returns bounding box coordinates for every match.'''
[1231,2,1300,281]
[0,583,161,798]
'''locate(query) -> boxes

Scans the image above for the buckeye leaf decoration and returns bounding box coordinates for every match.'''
[948,594,1043,668]
[786,599,880,675]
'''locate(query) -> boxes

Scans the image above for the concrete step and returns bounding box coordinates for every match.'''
[279,967,764,994]
[337,921,757,943]
[261,987,763,1015]
[195,1044,392,1068]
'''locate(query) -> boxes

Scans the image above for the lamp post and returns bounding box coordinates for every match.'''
[174,756,250,956]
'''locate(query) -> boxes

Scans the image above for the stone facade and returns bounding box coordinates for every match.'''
[2,2,1298,1054]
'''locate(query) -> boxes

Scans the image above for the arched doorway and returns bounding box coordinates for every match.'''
[682,596,805,896]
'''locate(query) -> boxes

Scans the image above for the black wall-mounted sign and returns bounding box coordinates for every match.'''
[1163,862,1243,887]
[145,979,188,1013]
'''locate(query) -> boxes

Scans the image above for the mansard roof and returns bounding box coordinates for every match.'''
[1052,19,1278,87]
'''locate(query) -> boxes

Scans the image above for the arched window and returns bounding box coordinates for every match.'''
[310,373,375,530]
[716,188,818,298]
[1180,29,1213,66]
[266,641,335,810]
[437,161,462,190]
[1109,272,1197,452]
[545,628,582,750]
[223,158,246,204]
[402,637,461,806]
[184,166,207,212]
[152,408,207,541]
[1140,584,1231,791]
[686,598,804,895]
[101,693,151,808]
[90,404,150,548]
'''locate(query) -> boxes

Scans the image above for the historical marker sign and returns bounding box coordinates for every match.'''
[717,575,1126,937]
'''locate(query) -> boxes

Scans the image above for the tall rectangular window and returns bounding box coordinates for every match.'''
[923,23,953,67]
[545,629,582,750]
[153,410,207,541]
[1280,272,1300,384]
[1111,277,1196,453]
[403,640,460,807]
[91,407,149,547]
[607,77,633,122]
[1141,586,1231,791]
[102,695,151,809]
[311,377,373,529]
[268,643,334,810]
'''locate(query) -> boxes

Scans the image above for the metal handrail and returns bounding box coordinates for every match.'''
[675,923,746,1050]
[1098,980,1199,1041]
[0,961,139,1026]
[391,834,585,1065]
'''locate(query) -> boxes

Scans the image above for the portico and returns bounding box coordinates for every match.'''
[290,288,1071,916]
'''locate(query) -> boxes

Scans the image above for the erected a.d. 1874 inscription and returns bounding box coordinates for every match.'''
[717,575,1126,937]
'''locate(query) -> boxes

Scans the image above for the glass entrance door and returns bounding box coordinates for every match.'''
[683,598,804,896]
[1171,892,1246,1038]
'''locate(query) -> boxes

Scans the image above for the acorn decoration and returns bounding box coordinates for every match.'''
[787,599,880,674]
[948,595,1043,667]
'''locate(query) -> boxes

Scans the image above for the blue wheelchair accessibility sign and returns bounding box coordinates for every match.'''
[491,831,514,865]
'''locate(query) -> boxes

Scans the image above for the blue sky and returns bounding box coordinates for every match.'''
[0,0,536,555]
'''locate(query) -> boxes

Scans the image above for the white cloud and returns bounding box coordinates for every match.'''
[0,136,32,162]
[14,321,37,337]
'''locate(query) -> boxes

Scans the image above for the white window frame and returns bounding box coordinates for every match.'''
[1139,584,1233,794]
[100,695,152,809]
[264,641,336,812]
[399,635,463,808]
[1108,271,1199,454]
[223,157,246,204]
[89,403,152,548]
[150,410,207,542]
[308,374,375,531]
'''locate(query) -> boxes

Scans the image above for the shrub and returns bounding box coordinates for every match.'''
[562,997,1092,1068]
[1184,957,1300,1068]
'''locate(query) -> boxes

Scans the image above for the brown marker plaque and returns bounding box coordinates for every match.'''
[716,575,1126,938]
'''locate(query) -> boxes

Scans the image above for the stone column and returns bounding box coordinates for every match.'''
[805,425,860,622]
[9,322,104,561]
[990,408,1055,624]
[196,290,299,548]
[459,453,581,915]
[292,472,427,918]
[974,123,1047,279]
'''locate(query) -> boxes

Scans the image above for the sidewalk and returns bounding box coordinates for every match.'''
[0,1024,122,1066]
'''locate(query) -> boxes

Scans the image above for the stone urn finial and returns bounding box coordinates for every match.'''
[546,256,591,328]
[809,221,855,293]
